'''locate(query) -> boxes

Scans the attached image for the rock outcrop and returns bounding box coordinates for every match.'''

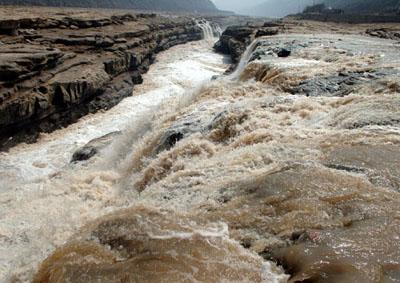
[0,8,204,150]
[213,22,281,65]
[71,131,122,162]
[366,28,400,40]
[0,0,218,13]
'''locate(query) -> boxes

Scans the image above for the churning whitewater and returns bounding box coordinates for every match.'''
[0,22,289,283]
[2,18,400,283]
[0,24,256,281]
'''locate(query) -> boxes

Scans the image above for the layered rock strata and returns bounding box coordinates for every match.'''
[214,22,282,64]
[0,8,203,150]
[0,0,218,13]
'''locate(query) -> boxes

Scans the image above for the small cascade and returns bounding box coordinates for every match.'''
[214,25,223,37]
[196,19,220,41]
[230,38,260,80]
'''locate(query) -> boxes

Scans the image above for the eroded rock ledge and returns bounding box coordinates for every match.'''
[0,9,204,150]
[213,21,282,65]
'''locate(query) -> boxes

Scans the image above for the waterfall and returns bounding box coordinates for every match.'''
[196,19,220,41]
[230,38,260,80]
[214,25,223,37]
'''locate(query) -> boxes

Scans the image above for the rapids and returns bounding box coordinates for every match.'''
[0,24,245,282]
[2,21,400,283]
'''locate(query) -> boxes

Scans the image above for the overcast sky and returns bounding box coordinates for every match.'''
[212,0,266,13]
[212,0,321,16]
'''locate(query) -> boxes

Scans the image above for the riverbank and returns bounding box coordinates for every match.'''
[0,7,210,150]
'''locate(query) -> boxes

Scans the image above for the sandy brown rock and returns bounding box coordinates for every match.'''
[0,7,203,150]
[33,206,279,283]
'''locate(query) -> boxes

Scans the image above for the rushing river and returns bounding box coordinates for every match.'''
[0,32,233,281]
[2,23,400,283]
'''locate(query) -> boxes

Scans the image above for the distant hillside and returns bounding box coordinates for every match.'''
[0,0,219,12]
[244,0,400,17]
[328,0,400,15]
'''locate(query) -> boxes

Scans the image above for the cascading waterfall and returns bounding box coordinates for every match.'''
[215,25,223,37]
[230,38,260,79]
[196,19,220,41]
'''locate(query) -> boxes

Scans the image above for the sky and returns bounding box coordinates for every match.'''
[212,0,321,17]
[211,0,265,13]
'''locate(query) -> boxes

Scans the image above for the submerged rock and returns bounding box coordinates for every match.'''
[330,96,400,129]
[277,48,291,58]
[289,70,397,97]
[154,113,211,154]
[33,206,288,283]
[322,144,400,190]
[71,131,122,162]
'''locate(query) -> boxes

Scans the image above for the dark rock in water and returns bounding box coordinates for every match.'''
[71,131,122,162]
[0,19,19,35]
[263,21,283,28]
[155,113,211,154]
[214,23,282,70]
[255,28,279,38]
[289,70,397,97]
[131,71,143,84]
[249,50,266,62]
[277,48,291,57]
[366,28,400,40]
[214,25,262,64]
[154,108,249,154]
[71,146,97,162]
[222,25,255,39]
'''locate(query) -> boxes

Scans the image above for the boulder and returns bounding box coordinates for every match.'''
[277,48,291,57]
[71,131,122,162]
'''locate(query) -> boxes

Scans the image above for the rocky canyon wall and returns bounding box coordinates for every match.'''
[0,7,204,150]
[0,0,219,13]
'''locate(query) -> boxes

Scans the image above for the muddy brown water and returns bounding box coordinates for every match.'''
[4,32,400,282]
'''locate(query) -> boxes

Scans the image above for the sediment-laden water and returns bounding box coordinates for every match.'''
[0,32,236,281]
[1,28,400,283]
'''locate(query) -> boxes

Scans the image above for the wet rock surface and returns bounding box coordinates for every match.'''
[33,206,287,283]
[366,28,400,40]
[0,7,204,150]
[71,131,122,162]
[213,22,282,64]
[289,70,397,97]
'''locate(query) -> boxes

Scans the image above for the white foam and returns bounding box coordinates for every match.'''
[0,39,229,282]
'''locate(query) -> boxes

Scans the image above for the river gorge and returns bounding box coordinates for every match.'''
[1,8,400,283]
